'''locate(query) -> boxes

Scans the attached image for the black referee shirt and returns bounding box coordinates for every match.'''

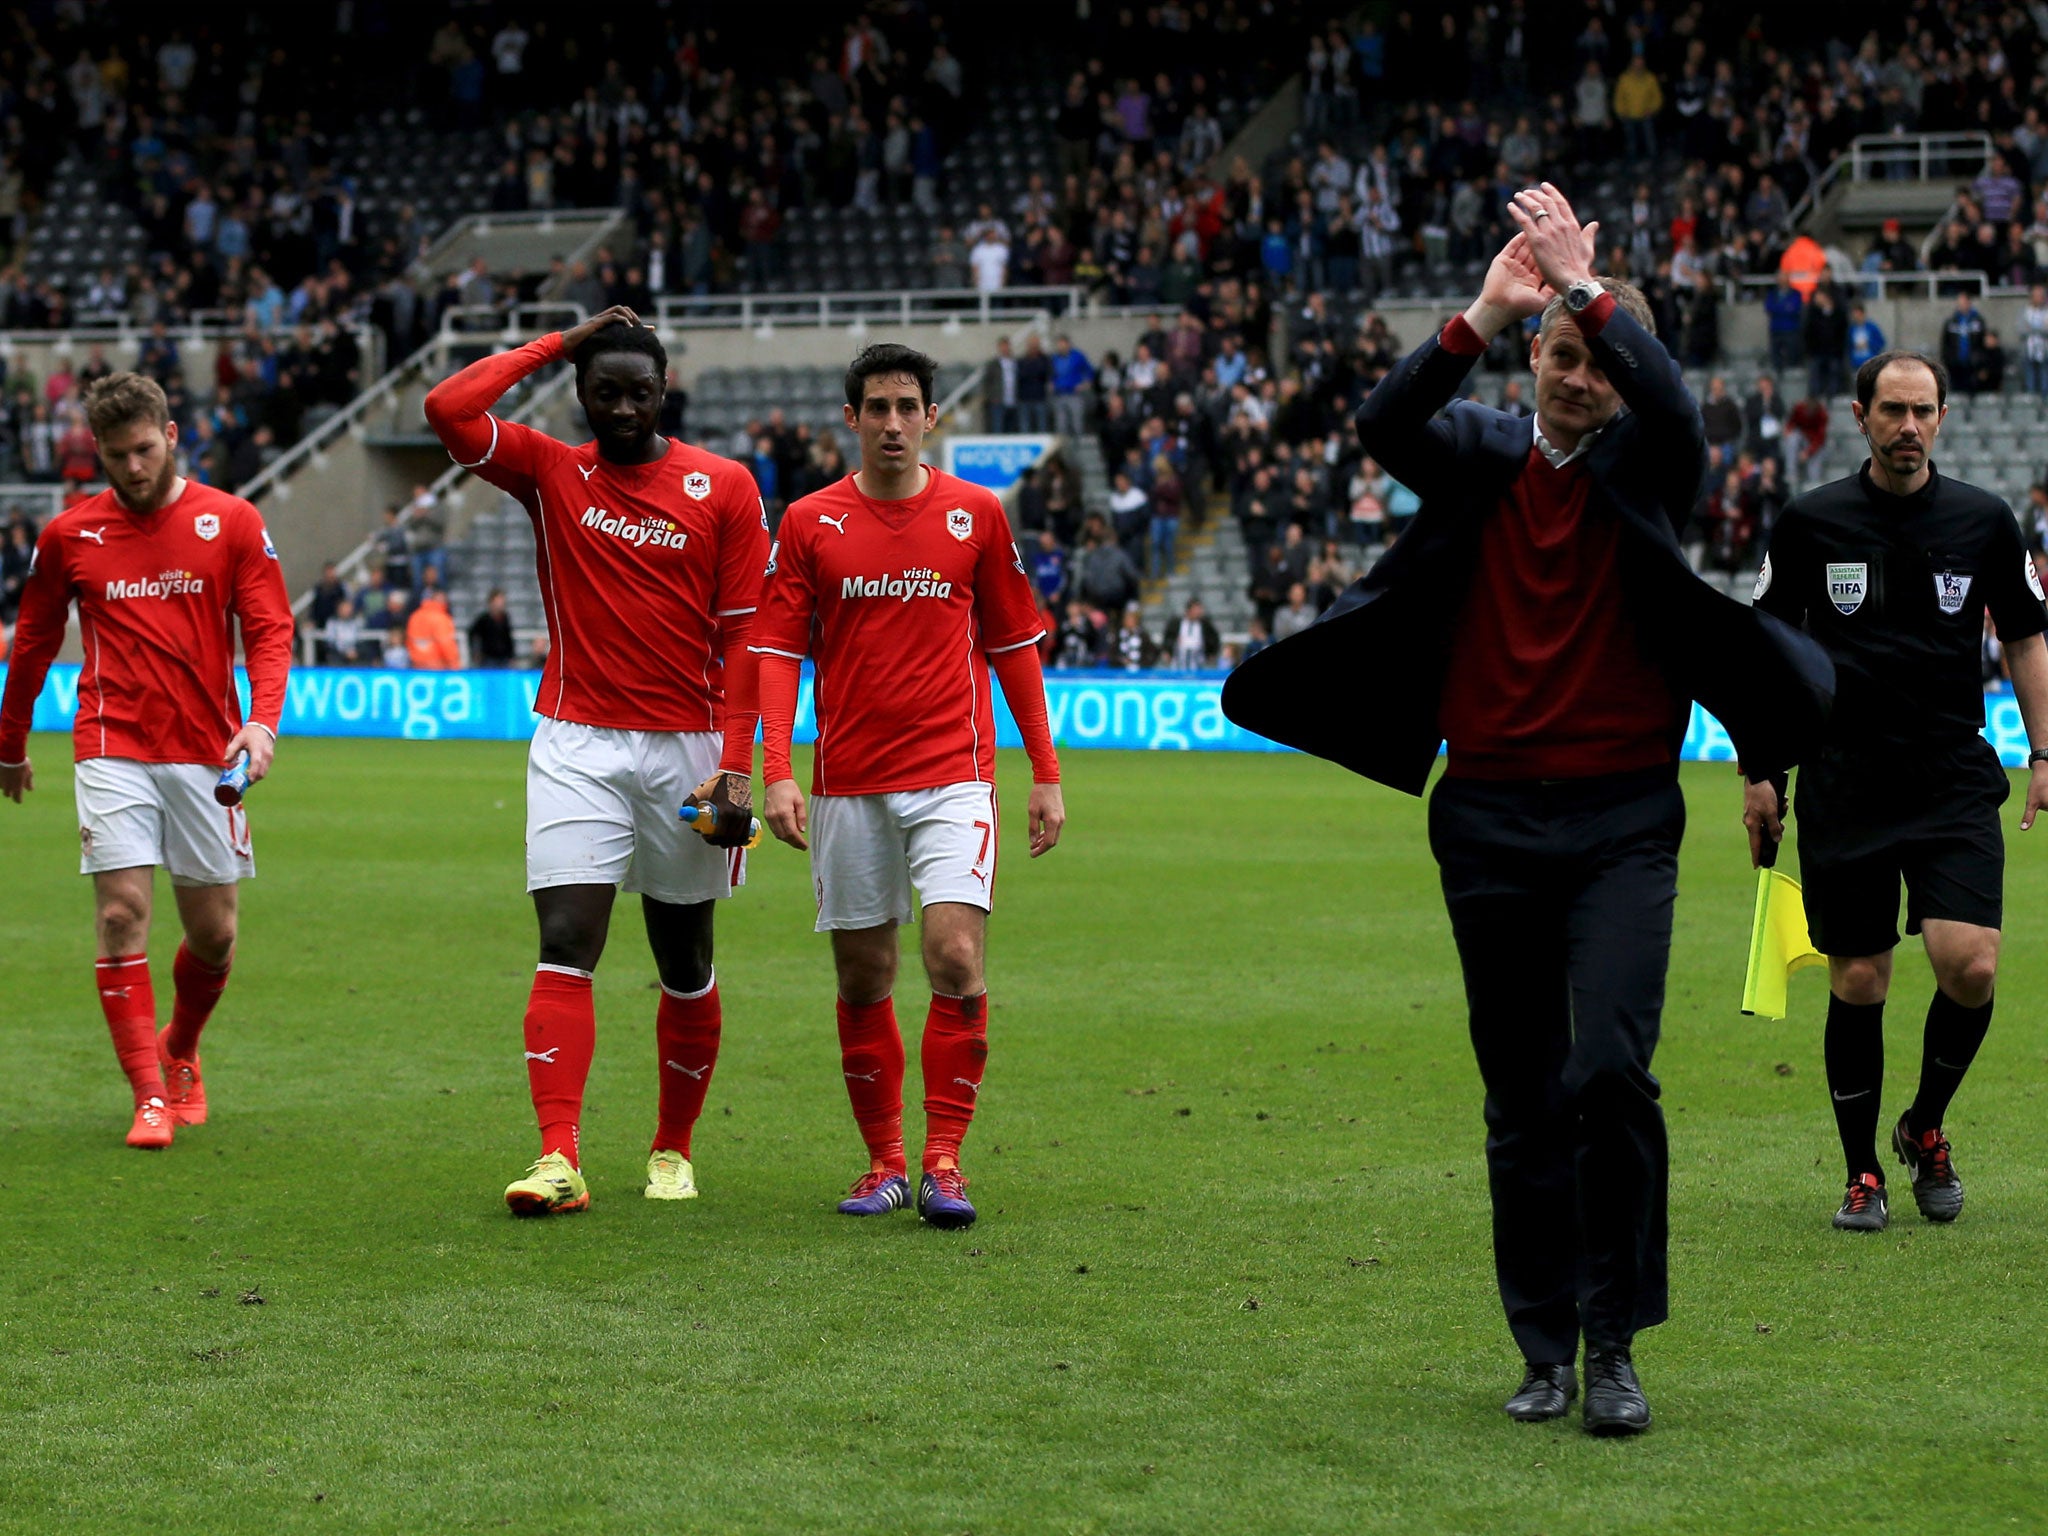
[1754,461,2048,753]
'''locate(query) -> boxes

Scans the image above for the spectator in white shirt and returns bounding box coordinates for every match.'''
[969,228,1010,293]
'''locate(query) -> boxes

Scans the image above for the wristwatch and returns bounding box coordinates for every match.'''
[1564,279,1603,313]
[2029,747,2048,768]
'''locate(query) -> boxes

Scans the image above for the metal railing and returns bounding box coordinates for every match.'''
[654,286,1091,330]
[0,318,381,358]
[0,483,65,521]
[1784,131,1994,232]
[434,302,589,343]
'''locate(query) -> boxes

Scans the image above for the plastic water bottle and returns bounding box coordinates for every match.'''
[678,801,762,849]
[215,753,251,807]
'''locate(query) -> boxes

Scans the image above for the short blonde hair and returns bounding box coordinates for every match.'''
[84,372,171,437]
[1539,278,1658,340]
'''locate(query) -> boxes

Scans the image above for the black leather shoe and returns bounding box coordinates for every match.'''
[1503,1362,1576,1422]
[1582,1347,1652,1436]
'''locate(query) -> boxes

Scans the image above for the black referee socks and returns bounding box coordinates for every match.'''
[1824,996,1886,1180]
[1908,990,1994,1139]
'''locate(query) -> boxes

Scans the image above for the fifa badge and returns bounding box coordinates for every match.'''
[1826,561,1867,616]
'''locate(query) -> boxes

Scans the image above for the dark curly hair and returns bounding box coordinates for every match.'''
[572,321,668,386]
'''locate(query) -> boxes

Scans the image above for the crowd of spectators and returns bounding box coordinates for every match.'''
[295,484,542,670]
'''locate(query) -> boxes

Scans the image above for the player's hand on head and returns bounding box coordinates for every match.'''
[763,778,809,851]
[0,757,30,803]
[560,304,643,351]
[690,770,757,848]
[1026,782,1065,858]
[224,725,275,783]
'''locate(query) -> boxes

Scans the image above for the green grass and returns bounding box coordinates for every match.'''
[1,736,2044,1534]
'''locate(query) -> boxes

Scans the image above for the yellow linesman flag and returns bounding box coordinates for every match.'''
[1741,867,1826,1019]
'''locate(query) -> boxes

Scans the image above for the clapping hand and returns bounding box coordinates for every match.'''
[1506,182,1600,297]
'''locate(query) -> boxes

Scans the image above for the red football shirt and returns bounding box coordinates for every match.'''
[424,335,768,733]
[0,481,293,766]
[749,467,1046,795]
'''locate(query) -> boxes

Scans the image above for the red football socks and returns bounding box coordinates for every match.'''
[525,965,596,1166]
[837,994,907,1175]
[162,943,231,1061]
[921,991,988,1172]
[96,953,163,1104]
[652,974,721,1156]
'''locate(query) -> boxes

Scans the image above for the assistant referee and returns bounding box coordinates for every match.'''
[1745,349,2048,1233]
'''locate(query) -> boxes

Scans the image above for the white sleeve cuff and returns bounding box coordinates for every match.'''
[449,415,500,470]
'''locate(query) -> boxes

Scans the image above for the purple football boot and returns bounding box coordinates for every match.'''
[837,1169,911,1216]
[916,1168,977,1229]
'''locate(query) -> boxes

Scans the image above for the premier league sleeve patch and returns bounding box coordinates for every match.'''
[2028,552,2046,603]
[1753,554,1771,602]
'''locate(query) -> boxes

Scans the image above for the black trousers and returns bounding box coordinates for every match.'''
[1428,767,1683,1365]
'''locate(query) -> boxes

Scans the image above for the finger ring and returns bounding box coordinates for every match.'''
[1534,210,1550,220]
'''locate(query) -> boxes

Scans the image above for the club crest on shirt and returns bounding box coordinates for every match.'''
[684,471,712,500]
[193,513,220,542]
[1826,561,1868,616]
[1933,571,1973,615]
[2028,552,2046,602]
[946,507,973,542]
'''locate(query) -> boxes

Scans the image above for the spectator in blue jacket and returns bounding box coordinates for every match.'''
[1050,335,1095,438]
[1030,527,1068,605]
[1846,303,1886,371]
[1763,272,1805,374]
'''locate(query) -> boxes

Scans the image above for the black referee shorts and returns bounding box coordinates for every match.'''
[1795,740,2010,957]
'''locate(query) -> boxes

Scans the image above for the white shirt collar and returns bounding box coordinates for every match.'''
[1533,413,1603,468]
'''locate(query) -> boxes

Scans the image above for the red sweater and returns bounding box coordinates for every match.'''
[1434,308,1680,780]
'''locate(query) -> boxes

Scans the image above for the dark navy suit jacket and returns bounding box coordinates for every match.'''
[1221,305,1834,794]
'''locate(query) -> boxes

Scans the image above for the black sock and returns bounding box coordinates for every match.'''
[1824,995,1885,1180]
[1908,989,1993,1138]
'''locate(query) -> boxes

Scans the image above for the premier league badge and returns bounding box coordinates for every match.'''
[683,471,712,500]
[1933,571,1972,615]
[193,513,221,542]
[1826,561,1868,616]
[946,507,973,542]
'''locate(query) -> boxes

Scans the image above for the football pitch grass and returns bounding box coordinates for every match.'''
[2,737,2044,1535]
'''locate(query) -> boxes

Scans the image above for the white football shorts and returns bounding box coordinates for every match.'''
[808,780,998,931]
[526,717,745,905]
[74,757,254,886]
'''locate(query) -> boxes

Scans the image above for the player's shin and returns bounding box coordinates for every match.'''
[920,992,988,1173]
[653,973,721,1155]
[96,954,165,1103]
[837,995,907,1175]
[163,943,231,1061]
[525,965,597,1166]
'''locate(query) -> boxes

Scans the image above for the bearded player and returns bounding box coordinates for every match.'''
[754,342,1064,1230]
[0,373,292,1149]
[424,306,767,1216]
